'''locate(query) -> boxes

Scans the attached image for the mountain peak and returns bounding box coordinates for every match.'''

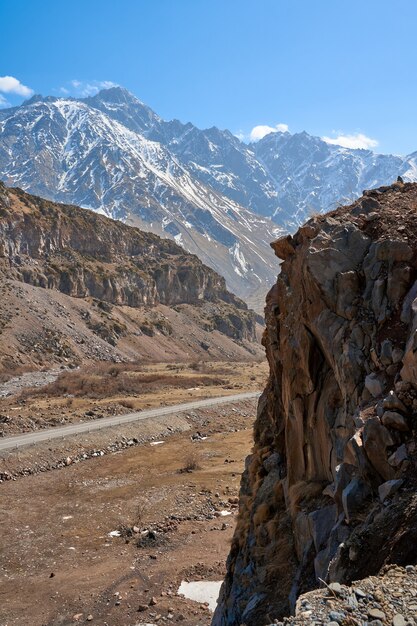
[22,94,59,106]
[88,85,140,104]
[82,85,161,132]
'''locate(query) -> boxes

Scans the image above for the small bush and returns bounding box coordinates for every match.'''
[180,450,202,473]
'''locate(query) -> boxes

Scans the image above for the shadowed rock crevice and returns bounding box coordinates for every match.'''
[213,181,417,625]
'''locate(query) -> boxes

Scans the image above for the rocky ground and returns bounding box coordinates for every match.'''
[0,279,264,376]
[0,397,258,626]
[281,565,417,626]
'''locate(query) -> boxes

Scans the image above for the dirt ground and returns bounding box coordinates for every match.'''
[0,360,268,435]
[0,398,258,626]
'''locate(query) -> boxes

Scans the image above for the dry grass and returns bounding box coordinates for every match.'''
[21,365,227,400]
[180,450,202,473]
[288,480,325,518]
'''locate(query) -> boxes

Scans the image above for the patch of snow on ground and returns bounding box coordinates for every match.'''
[230,242,249,276]
[178,580,222,612]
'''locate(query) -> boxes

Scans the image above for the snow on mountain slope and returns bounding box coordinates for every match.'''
[254,130,413,228]
[0,95,281,305]
[85,89,417,231]
[1,86,417,308]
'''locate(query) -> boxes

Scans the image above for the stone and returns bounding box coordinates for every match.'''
[401,327,417,384]
[375,239,413,263]
[342,478,371,523]
[386,363,400,377]
[381,411,409,431]
[378,479,403,502]
[363,417,395,480]
[336,271,359,319]
[294,512,312,561]
[270,235,295,260]
[372,278,389,323]
[380,339,393,365]
[388,444,408,467]
[263,452,281,473]
[368,608,386,620]
[393,614,407,626]
[354,587,366,598]
[328,582,343,595]
[213,186,417,626]
[308,505,337,552]
[392,347,404,364]
[383,391,407,413]
[388,266,412,305]
[365,373,386,398]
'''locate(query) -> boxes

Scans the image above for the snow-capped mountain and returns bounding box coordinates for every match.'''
[0,85,416,307]
[86,88,417,229]
[0,91,282,307]
[254,131,417,228]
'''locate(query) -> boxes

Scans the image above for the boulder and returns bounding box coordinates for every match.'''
[270,235,295,260]
[363,417,395,480]
[388,444,408,467]
[381,411,409,432]
[382,391,407,413]
[342,478,372,523]
[308,505,337,552]
[364,373,386,398]
[378,479,403,502]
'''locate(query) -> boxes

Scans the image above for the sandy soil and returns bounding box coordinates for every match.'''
[0,398,257,626]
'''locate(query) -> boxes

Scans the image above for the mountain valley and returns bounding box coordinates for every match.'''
[1,86,417,308]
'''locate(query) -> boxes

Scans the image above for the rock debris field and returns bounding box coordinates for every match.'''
[278,565,417,626]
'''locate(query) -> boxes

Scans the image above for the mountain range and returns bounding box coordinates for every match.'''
[1,86,416,306]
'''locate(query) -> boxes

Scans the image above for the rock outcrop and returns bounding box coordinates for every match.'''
[0,183,263,371]
[0,183,247,311]
[213,181,417,625]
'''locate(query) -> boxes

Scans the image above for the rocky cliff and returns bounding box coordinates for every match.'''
[0,183,263,372]
[213,181,417,625]
[0,182,245,309]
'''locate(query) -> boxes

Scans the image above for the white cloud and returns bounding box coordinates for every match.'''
[322,132,378,150]
[249,123,289,142]
[0,75,33,97]
[66,79,118,97]
[0,94,10,108]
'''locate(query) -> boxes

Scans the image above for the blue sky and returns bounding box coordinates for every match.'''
[1,0,417,154]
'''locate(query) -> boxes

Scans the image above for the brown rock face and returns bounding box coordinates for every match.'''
[0,182,259,343]
[213,182,417,626]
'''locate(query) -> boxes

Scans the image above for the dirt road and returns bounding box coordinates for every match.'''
[0,391,260,452]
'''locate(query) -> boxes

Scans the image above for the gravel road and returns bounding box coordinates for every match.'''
[0,391,260,452]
